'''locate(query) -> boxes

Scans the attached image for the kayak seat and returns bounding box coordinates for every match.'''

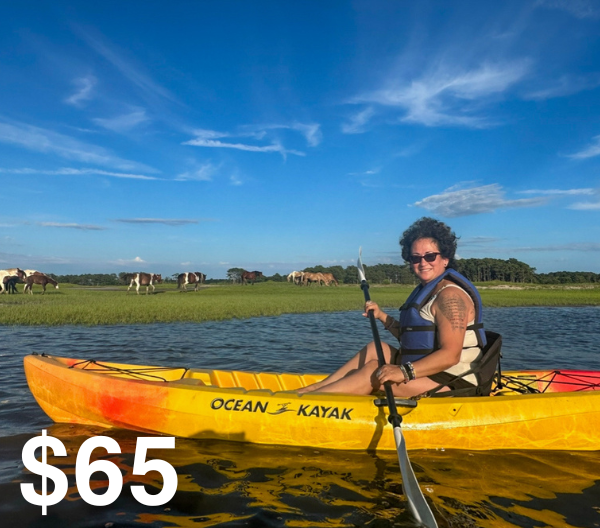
[428,330,503,398]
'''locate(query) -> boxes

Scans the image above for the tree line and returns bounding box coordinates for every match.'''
[45,258,600,286]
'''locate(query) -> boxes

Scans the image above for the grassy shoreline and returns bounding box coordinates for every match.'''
[1,282,599,326]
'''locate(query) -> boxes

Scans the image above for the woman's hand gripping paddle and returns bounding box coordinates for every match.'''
[357,248,438,528]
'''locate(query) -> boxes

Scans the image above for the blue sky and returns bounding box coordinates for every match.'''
[1,1,600,278]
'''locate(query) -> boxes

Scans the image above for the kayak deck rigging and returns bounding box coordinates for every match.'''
[57,355,600,397]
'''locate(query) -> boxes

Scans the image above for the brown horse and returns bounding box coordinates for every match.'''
[2,275,19,294]
[24,272,59,295]
[241,270,263,285]
[302,272,325,286]
[127,272,162,295]
[177,271,206,292]
[320,273,339,286]
[0,268,26,293]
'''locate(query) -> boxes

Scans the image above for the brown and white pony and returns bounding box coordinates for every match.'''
[24,272,59,295]
[177,271,206,292]
[127,273,162,295]
[241,270,263,285]
[0,268,26,294]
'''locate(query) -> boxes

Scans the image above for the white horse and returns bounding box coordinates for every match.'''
[287,271,304,285]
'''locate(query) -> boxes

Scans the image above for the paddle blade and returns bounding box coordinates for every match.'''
[393,427,438,527]
[357,247,367,282]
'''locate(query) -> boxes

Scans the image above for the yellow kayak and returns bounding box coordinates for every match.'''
[24,353,600,451]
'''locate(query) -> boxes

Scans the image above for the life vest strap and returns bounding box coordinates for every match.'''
[402,324,436,332]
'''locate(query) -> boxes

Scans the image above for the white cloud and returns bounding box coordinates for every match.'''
[93,109,149,133]
[525,74,600,100]
[348,168,380,176]
[0,119,157,173]
[290,123,321,147]
[184,123,317,158]
[512,242,600,252]
[183,137,305,157]
[342,107,376,134]
[251,122,322,147]
[414,183,547,217]
[229,173,243,186]
[460,236,503,247]
[112,256,146,266]
[175,163,217,182]
[536,0,600,19]
[38,222,106,231]
[519,188,596,196]
[65,75,97,107]
[76,28,176,104]
[0,167,158,181]
[115,218,202,226]
[354,61,530,128]
[567,136,600,159]
[569,201,600,210]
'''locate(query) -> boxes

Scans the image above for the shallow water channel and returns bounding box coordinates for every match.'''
[1,307,600,527]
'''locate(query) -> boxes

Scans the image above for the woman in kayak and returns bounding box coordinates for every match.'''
[298,217,487,397]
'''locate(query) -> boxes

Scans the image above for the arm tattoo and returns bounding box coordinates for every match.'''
[437,292,468,331]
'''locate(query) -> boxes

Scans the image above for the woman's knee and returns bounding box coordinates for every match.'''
[365,341,397,363]
[363,359,379,376]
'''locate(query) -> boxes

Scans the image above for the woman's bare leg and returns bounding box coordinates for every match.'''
[298,341,397,394]
[302,357,447,398]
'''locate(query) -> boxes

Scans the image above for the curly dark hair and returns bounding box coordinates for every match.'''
[399,217,459,269]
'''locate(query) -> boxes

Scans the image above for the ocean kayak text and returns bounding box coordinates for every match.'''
[210,398,353,420]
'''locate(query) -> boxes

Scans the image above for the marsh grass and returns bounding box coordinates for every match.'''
[0,282,598,326]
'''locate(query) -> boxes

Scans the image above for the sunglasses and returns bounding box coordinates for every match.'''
[408,252,441,264]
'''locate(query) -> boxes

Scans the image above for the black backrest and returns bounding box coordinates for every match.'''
[428,330,502,398]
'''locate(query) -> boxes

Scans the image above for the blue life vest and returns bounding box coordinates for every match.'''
[398,269,486,363]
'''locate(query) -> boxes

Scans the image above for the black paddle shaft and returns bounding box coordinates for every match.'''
[361,280,403,429]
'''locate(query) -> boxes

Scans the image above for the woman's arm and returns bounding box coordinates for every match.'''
[364,301,401,339]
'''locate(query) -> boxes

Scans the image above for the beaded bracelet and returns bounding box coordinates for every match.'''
[404,362,416,381]
[398,364,410,383]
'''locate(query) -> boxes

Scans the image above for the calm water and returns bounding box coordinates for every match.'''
[1,307,600,527]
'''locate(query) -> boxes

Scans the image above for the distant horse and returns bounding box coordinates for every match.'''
[0,268,25,294]
[2,275,19,294]
[287,271,304,285]
[177,271,206,292]
[241,270,263,285]
[127,273,162,295]
[320,273,339,286]
[24,272,59,295]
[302,272,325,286]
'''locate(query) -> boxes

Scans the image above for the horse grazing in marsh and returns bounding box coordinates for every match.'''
[320,273,339,286]
[241,270,263,285]
[2,275,19,294]
[302,272,325,286]
[0,268,26,294]
[24,272,59,295]
[287,271,304,285]
[127,273,162,295]
[177,271,206,292]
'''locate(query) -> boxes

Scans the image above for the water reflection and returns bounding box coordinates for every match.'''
[4,424,600,528]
